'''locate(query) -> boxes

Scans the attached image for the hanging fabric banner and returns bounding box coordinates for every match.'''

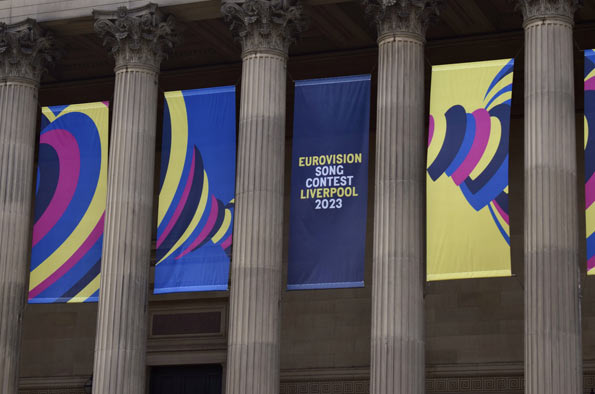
[427,59,513,281]
[29,102,109,303]
[585,49,595,276]
[288,75,370,290]
[155,87,236,294]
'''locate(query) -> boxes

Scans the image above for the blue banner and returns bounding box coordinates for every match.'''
[29,102,109,303]
[155,87,236,294]
[288,75,371,290]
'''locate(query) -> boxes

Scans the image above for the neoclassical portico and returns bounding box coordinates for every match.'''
[0,1,593,393]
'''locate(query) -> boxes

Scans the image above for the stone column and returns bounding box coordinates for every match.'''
[518,1,582,393]
[220,1,303,394]
[0,20,54,394]
[362,1,439,394]
[91,5,176,394]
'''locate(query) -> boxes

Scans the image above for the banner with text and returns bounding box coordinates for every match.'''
[427,59,513,281]
[288,75,370,290]
[29,102,109,303]
[155,87,236,293]
[585,49,595,275]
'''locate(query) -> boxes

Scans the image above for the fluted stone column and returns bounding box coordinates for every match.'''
[220,1,303,393]
[361,1,439,393]
[518,1,582,393]
[91,5,176,394]
[0,20,54,394]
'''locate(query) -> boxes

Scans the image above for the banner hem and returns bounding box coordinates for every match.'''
[427,269,512,282]
[28,296,99,304]
[153,285,229,294]
[287,281,364,290]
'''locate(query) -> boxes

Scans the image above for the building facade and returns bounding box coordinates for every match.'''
[0,0,594,393]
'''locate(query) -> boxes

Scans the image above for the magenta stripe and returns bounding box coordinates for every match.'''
[428,115,435,146]
[102,101,109,107]
[451,109,491,185]
[588,255,595,272]
[586,174,595,209]
[176,195,219,260]
[221,234,232,250]
[585,77,595,91]
[29,214,104,299]
[157,152,196,248]
[493,200,509,225]
[33,129,81,246]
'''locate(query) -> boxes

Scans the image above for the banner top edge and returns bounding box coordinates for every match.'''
[432,58,513,72]
[42,101,110,112]
[164,85,236,97]
[295,74,371,87]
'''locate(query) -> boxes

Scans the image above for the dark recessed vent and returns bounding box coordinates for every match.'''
[151,311,221,336]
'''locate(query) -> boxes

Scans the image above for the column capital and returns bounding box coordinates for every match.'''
[362,0,441,42]
[93,3,178,72]
[0,19,56,84]
[517,0,582,25]
[221,0,306,57]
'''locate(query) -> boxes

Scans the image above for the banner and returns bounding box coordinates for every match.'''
[585,49,595,275]
[288,75,370,290]
[427,59,513,281]
[155,87,236,293]
[29,102,109,303]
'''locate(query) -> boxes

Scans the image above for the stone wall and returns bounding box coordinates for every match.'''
[0,0,201,23]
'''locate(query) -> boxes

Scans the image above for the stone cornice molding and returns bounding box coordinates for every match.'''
[93,3,178,72]
[517,0,582,25]
[362,0,441,42]
[221,0,306,57]
[0,19,56,84]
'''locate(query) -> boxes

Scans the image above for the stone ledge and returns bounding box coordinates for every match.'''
[17,365,595,393]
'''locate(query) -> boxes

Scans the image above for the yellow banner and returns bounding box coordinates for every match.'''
[427,59,513,281]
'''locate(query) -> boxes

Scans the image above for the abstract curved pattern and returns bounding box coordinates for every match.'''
[427,59,513,281]
[155,87,236,294]
[585,49,595,275]
[29,102,109,303]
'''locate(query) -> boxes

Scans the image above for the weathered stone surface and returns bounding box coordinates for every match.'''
[517,0,582,22]
[221,0,305,55]
[94,3,178,70]
[222,1,303,394]
[91,4,176,394]
[370,33,425,394]
[522,3,582,394]
[0,18,54,394]
[365,1,438,394]
[0,19,55,83]
[362,0,441,40]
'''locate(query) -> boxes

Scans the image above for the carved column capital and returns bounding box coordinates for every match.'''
[517,0,582,25]
[362,0,441,42]
[93,3,179,72]
[221,0,306,57]
[0,19,56,84]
